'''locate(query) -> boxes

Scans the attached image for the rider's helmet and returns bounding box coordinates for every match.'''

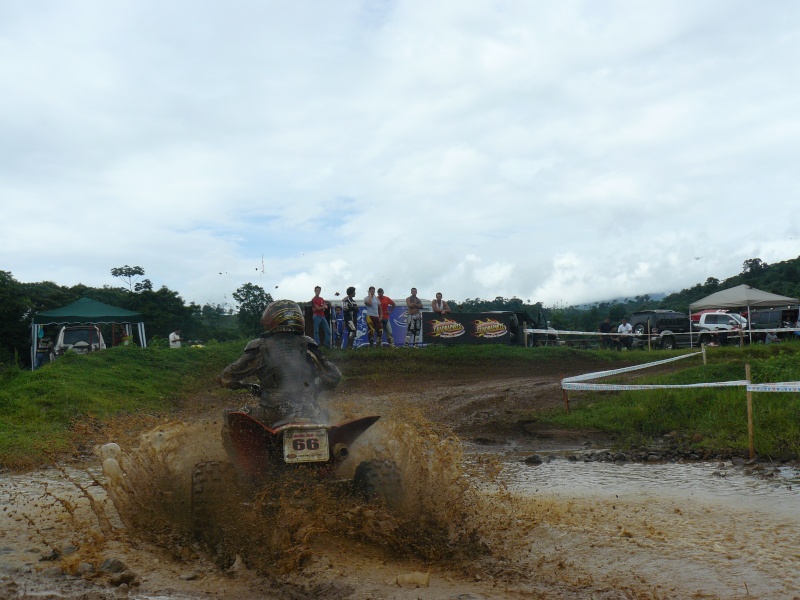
[261,300,305,334]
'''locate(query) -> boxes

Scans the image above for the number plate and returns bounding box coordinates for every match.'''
[283,429,329,463]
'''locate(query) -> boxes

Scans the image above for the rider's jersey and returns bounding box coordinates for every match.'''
[217,332,341,404]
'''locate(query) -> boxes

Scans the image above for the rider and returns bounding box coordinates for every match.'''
[216,299,342,426]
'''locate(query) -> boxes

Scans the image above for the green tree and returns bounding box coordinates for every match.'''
[233,283,273,337]
[0,271,30,365]
[110,265,145,292]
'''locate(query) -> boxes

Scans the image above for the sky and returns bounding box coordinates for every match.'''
[2,1,799,310]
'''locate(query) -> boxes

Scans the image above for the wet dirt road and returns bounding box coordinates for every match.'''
[2,372,800,599]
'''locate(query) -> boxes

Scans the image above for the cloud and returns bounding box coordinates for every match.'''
[1,1,799,310]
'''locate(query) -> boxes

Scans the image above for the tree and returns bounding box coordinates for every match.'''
[111,265,145,292]
[134,279,153,292]
[0,271,30,365]
[233,283,273,336]
[742,258,767,275]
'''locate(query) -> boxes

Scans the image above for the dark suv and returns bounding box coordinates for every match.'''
[630,310,691,334]
[629,310,691,349]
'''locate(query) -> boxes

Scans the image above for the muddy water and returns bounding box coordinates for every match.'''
[493,456,800,598]
[3,418,800,600]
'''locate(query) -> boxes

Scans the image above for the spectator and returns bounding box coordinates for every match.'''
[616,318,633,351]
[598,317,613,349]
[34,336,53,369]
[404,287,424,348]
[765,330,780,344]
[169,328,182,348]
[342,286,358,349]
[311,286,331,347]
[431,292,451,315]
[377,288,396,348]
[333,306,344,348]
[363,286,383,348]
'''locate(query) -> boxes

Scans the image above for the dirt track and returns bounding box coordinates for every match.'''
[2,357,800,599]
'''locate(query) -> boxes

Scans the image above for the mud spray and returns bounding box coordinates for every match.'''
[97,397,522,578]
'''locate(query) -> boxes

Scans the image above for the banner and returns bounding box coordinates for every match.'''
[423,312,512,345]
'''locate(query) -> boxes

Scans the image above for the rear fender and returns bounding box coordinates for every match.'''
[225,413,381,478]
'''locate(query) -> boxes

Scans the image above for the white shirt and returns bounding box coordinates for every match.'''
[617,323,632,335]
[169,331,181,348]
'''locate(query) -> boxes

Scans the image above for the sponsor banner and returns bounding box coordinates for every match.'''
[748,382,800,393]
[424,312,511,345]
[562,352,702,384]
[564,380,749,391]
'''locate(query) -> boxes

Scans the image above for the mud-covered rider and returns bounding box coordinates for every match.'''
[216,300,341,426]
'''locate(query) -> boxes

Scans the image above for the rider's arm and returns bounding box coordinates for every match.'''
[216,339,261,389]
[305,338,342,389]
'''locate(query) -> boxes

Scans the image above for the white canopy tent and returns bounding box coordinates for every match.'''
[689,284,799,343]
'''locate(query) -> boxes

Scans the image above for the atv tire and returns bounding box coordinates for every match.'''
[191,461,237,551]
[353,459,403,510]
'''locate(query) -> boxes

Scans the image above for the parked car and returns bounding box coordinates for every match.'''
[54,325,106,355]
[744,307,799,341]
[629,310,692,350]
[691,310,747,328]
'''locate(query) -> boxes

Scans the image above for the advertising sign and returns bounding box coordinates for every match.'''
[423,312,511,345]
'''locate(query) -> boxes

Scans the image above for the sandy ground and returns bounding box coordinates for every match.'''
[2,358,800,599]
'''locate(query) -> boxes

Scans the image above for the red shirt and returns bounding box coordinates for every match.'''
[378,295,395,320]
[312,296,327,317]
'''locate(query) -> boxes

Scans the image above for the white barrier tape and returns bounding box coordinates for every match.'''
[564,380,749,392]
[747,382,800,393]
[562,352,702,383]
[526,328,800,336]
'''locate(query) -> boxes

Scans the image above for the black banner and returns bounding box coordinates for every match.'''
[423,312,512,345]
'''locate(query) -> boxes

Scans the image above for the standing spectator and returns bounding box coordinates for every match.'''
[617,318,633,350]
[342,286,358,349]
[598,317,613,349]
[377,288,396,347]
[169,328,182,348]
[333,306,344,348]
[431,292,451,316]
[311,286,331,347]
[404,287,424,348]
[363,286,383,348]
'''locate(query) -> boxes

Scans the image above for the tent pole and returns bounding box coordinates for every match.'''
[30,323,37,370]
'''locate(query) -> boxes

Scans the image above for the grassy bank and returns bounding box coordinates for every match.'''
[0,342,656,469]
[2,341,799,468]
[538,343,800,458]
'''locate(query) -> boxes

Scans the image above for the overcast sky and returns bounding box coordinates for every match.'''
[2,1,799,309]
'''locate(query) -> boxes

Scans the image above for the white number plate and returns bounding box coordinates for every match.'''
[283,429,329,463]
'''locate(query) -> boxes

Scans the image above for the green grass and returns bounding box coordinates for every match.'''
[2,340,799,468]
[539,343,800,458]
[0,341,244,468]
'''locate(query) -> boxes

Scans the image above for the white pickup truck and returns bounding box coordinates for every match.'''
[692,312,746,346]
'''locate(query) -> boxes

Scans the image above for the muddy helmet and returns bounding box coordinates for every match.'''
[261,300,305,334]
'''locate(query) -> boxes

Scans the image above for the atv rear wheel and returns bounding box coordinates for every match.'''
[353,459,403,510]
[191,461,237,553]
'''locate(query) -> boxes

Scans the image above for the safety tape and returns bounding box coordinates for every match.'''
[562,352,702,383]
[564,380,749,391]
[747,382,800,393]
[526,328,800,336]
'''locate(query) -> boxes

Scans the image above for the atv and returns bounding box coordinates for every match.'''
[190,383,402,547]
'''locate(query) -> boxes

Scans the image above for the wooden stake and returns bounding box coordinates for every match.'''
[746,363,754,460]
[562,377,570,414]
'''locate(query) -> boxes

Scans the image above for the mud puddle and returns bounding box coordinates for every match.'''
[4,409,800,599]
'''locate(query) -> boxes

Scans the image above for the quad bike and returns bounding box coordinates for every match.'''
[190,382,402,548]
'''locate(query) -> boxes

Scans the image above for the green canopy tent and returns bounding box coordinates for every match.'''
[31,297,147,368]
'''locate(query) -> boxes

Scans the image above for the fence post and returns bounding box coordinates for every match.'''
[702,344,707,365]
[746,363,754,460]
[562,376,570,414]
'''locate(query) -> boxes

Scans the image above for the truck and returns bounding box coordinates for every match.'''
[54,325,106,355]
[631,310,744,350]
